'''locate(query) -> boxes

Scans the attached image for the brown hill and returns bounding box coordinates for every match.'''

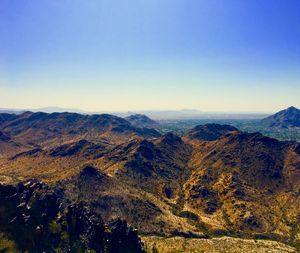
[184,131,300,239]
[0,111,160,150]
[183,124,238,141]
[261,106,300,128]
[93,133,192,198]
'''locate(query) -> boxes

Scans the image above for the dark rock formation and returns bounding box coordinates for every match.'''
[0,179,145,253]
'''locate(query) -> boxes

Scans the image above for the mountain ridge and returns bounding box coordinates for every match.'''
[261,106,300,128]
[0,117,300,249]
[0,111,160,151]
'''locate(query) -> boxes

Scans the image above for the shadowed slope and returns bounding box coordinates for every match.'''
[262,106,300,128]
[183,124,239,142]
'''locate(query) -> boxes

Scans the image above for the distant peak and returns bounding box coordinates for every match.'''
[126,114,154,121]
[286,106,298,111]
[125,114,159,129]
[20,111,34,116]
[184,124,238,141]
[261,106,300,128]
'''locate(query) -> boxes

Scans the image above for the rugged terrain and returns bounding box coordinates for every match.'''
[0,179,145,252]
[0,112,300,252]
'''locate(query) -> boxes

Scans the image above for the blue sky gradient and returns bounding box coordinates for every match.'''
[1,0,300,112]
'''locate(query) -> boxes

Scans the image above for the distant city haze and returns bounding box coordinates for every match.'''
[1,0,299,112]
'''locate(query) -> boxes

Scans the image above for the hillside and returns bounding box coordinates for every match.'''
[0,179,145,252]
[0,112,160,155]
[125,114,160,129]
[0,131,24,158]
[261,106,300,128]
[0,121,300,251]
[183,123,238,141]
[184,130,300,239]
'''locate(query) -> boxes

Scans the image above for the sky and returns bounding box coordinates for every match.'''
[0,0,300,113]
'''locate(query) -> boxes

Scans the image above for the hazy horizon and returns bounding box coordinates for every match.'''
[1,0,300,112]
[0,104,288,115]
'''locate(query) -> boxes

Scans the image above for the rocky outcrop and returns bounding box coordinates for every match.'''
[0,179,145,253]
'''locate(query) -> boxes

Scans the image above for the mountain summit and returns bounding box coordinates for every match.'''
[261,106,300,128]
[125,114,159,129]
[184,124,238,141]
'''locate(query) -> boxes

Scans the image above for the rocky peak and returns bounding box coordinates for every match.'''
[159,132,183,146]
[125,114,159,129]
[261,106,300,128]
[184,123,238,141]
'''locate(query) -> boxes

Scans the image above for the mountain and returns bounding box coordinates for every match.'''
[96,132,192,196]
[261,106,300,128]
[184,131,300,237]
[0,111,160,151]
[125,114,159,129]
[0,120,300,251]
[183,124,238,141]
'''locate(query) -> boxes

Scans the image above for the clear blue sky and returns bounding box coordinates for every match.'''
[0,0,299,112]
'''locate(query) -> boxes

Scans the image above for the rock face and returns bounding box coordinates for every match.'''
[183,124,238,141]
[0,179,145,253]
[261,106,300,128]
[125,114,159,129]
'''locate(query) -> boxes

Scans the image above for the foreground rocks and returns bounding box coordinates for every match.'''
[0,179,145,253]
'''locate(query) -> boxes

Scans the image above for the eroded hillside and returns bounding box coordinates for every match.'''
[0,113,300,251]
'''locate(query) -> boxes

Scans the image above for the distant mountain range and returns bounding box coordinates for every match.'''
[0,107,269,120]
[0,106,86,114]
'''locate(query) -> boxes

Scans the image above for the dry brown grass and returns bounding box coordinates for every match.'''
[142,236,297,253]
